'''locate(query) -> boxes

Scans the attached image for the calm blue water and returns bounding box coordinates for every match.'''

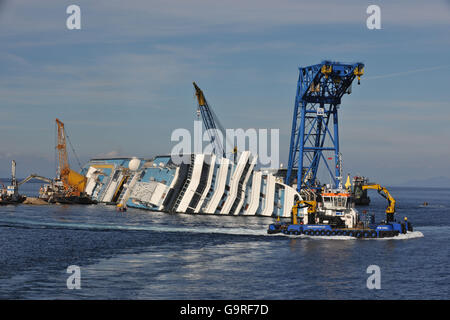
[0,183,448,299]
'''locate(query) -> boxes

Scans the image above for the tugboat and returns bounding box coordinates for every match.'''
[267,184,413,238]
[0,160,26,205]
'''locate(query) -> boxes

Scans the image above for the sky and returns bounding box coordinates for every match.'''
[0,0,449,185]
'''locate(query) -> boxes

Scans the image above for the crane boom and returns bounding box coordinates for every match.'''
[56,118,70,180]
[193,82,226,158]
[362,184,396,222]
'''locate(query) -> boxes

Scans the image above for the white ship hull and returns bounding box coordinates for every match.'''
[81,151,301,217]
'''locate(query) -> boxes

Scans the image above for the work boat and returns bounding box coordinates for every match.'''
[268,185,413,238]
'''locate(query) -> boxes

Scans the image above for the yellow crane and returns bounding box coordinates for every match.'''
[291,200,317,225]
[55,118,86,197]
[362,184,395,222]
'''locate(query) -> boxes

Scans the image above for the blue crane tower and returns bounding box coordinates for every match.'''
[285,60,364,192]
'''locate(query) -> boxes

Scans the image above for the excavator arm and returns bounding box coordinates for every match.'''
[18,174,53,186]
[291,200,317,224]
[362,184,396,222]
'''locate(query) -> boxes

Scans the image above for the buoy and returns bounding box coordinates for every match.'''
[117,203,127,212]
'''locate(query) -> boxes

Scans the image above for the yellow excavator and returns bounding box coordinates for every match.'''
[362,184,395,222]
[283,200,317,225]
[269,200,317,234]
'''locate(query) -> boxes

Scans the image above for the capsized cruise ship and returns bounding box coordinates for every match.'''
[81,151,301,217]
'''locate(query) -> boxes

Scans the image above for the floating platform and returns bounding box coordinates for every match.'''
[48,195,97,205]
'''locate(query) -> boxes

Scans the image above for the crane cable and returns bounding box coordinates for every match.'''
[54,122,60,178]
[195,91,237,158]
[66,131,83,170]
[55,120,81,169]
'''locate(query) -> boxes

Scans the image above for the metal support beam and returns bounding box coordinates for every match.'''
[285,60,364,192]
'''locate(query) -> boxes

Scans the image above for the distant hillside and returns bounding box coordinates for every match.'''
[399,176,450,188]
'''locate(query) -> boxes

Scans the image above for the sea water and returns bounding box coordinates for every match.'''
[0,183,448,299]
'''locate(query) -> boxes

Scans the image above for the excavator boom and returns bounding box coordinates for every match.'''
[362,184,396,222]
[18,174,53,186]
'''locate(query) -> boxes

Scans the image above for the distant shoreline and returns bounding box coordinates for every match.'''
[388,185,450,190]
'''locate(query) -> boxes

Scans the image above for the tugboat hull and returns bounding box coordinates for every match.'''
[268,221,413,238]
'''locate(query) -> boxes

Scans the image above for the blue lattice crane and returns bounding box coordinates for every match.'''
[285,61,364,192]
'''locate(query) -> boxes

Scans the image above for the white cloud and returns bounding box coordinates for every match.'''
[93,150,122,158]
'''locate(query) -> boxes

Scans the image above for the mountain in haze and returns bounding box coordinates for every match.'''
[399,176,450,188]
